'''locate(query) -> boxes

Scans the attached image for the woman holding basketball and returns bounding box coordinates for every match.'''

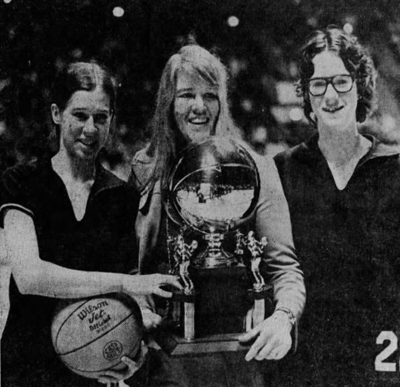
[1,61,184,387]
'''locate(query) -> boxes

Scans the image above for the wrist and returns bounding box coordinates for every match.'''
[120,273,130,295]
[274,307,296,327]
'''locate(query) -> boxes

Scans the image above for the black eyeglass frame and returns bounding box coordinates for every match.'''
[307,74,355,97]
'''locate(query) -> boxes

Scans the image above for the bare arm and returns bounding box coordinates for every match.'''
[0,229,11,339]
[0,264,11,339]
[4,209,181,299]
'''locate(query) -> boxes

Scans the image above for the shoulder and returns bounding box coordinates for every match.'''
[95,167,140,222]
[245,146,280,180]
[130,146,156,192]
[274,142,311,166]
[369,137,400,159]
[236,140,274,169]
[2,160,44,197]
[97,166,139,199]
[0,160,47,221]
[273,136,320,180]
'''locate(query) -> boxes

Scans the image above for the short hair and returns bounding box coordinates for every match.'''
[145,44,241,186]
[296,25,377,127]
[51,61,116,113]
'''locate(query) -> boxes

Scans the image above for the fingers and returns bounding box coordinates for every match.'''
[130,344,148,370]
[257,343,291,361]
[238,325,259,344]
[98,367,126,383]
[243,322,273,361]
[120,356,141,379]
[159,274,183,290]
[153,288,173,298]
[97,358,135,382]
[150,274,183,298]
[97,346,148,385]
[253,336,277,361]
[97,375,119,384]
[244,324,292,361]
[245,332,266,361]
[141,310,162,331]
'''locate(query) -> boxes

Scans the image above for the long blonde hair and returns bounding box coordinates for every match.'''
[144,44,242,188]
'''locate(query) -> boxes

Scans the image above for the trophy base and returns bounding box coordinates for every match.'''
[157,265,274,355]
[154,331,250,356]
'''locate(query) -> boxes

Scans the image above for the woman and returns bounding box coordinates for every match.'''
[1,61,182,387]
[274,26,400,386]
[129,44,305,386]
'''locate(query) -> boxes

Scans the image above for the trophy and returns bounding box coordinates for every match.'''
[162,137,272,355]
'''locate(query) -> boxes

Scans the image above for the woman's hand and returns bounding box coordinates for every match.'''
[140,308,162,331]
[122,274,182,299]
[97,343,148,384]
[239,311,293,361]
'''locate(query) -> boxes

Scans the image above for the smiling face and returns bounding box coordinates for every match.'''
[174,69,220,144]
[309,51,358,133]
[51,87,111,161]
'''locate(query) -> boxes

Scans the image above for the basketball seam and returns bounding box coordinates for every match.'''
[54,299,92,352]
[57,312,134,356]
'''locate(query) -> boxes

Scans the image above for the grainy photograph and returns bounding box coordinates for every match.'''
[1,0,400,386]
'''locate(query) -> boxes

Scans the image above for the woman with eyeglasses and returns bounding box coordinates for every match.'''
[274,26,400,386]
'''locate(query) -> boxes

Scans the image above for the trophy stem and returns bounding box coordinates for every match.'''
[252,299,265,327]
[196,246,237,268]
[184,303,195,341]
[195,227,238,268]
[172,301,181,324]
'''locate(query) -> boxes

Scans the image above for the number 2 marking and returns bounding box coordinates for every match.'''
[375,331,397,372]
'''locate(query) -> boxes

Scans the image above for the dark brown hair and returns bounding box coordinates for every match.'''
[296,25,377,127]
[51,60,116,113]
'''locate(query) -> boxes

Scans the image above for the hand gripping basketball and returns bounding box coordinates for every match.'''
[51,293,144,379]
[122,273,183,299]
[97,343,148,384]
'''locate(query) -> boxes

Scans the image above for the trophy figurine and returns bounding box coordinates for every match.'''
[164,137,272,354]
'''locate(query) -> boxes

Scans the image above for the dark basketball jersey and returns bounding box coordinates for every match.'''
[275,134,400,386]
[0,159,139,387]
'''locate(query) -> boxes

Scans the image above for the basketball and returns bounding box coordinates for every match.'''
[51,293,143,379]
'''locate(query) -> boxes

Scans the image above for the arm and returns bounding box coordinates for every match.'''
[130,169,166,329]
[255,155,305,319]
[239,153,305,361]
[0,264,11,339]
[4,209,181,300]
[0,229,10,338]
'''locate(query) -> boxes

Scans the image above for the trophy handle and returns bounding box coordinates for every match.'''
[243,231,268,291]
[167,231,198,341]
[242,230,270,330]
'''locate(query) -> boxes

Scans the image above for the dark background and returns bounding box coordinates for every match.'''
[1,0,400,169]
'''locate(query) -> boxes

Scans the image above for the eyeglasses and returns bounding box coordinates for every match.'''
[307,74,354,96]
